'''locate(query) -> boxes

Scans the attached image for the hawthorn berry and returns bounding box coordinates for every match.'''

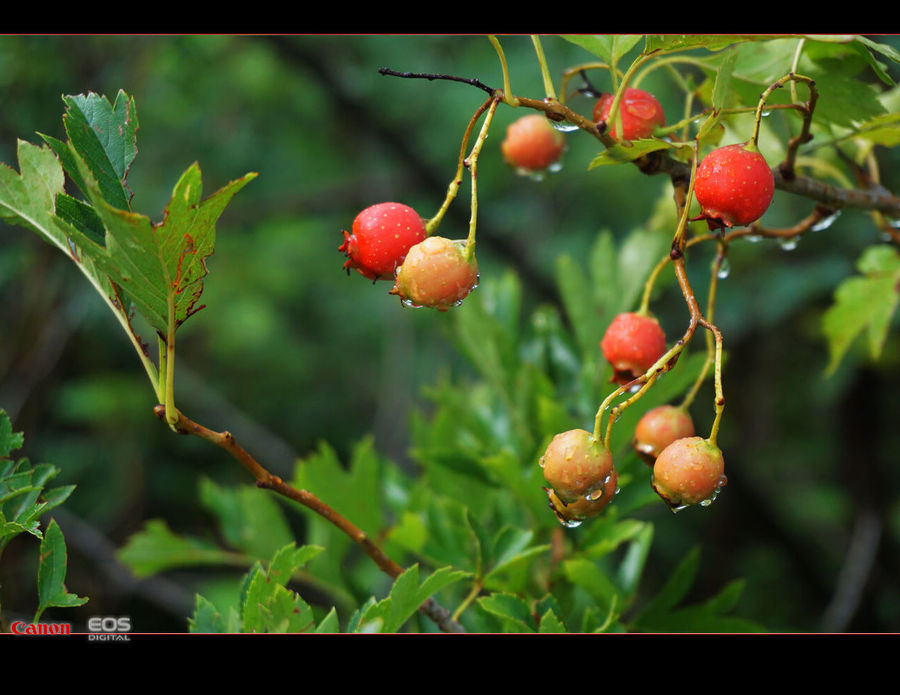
[694,143,775,230]
[540,429,616,506]
[633,405,695,465]
[389,236,479,311]
[593,88,665,141]
[545,472,618,527]
[500,114,566,173]
[600,312,667,385]
[651,436,726,509]
[339,202,427,281]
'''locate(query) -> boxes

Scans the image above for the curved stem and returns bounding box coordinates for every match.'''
[531,35,556,100]
[489,35,519,106]
[427,97,493,236]
[153,406,466,634]
[464,97,500,261]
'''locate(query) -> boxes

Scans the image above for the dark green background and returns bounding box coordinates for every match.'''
[1,35,899,632]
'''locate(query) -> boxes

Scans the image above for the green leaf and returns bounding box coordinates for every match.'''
[563,558,621,613]
[315,607,341,633]
[41,90,138,210]
[538,608,567,633]
[631,546,700,627]
[589,139,672,167]
[35,519,87,621]
[0,410,24,458]
[562,35,641,64]
[199,477,294,560]
[645,35,783,53]
[74,154,256,335]
[357,564,469,633]
[711,47,738,111]
[477,592,535,633]
[809,73,886,128]
[117,519,240,578]
[823,245,900,375]
[188,595,226,633]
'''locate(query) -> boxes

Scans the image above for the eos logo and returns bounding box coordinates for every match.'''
[87,616,132,641]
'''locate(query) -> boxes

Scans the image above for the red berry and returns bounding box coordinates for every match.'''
[694,144,774,230]
[652,436,727,509]
[600,312,667,385]
[389,236,479,311]
[633,405,695,465]
[339,202,427,281]
[540,429,616,506]
[593,88,665,140]
[501,114,565,173]
[545,475,618,527]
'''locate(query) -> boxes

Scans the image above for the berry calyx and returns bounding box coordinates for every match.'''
[693,143,775,230]
[593,88,665,141]
[540,429,616,506]
[633,405,695,465]
[651,436,727,509]
[339,202,427,281]
[545,472,618,527]
[600,312,667,385]
[389,236,479,311]
[501,114,566,173]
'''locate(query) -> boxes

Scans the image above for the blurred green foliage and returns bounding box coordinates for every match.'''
[1,35,899,633]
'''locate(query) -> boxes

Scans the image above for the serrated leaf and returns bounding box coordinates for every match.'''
[645,35,784,53]
[199,477,294,560]
[74,154,256,335]
[563,558,621,612]
[809,73,886,128]
[538,608,567,633]
[117,519,240,578]
[357,564,469,633]
[35,519,87,621]
[0,410,24,458]
[823,245,900,375]
[41,90,138,210]
[188,595,226,633]
[711,47,738,111]
[477,592,535,633]
[315,607,341,633]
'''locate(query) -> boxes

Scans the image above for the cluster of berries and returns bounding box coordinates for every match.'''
[339,202,479,311]
[342,84,775,524]
[542,311,727,524]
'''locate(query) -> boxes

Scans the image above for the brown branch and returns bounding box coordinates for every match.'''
[153,405,466,634]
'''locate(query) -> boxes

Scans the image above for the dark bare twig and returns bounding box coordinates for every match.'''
[378,68,495,96]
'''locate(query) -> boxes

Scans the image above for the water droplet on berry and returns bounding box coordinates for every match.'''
[811,210,841,232]
[717,258,731,279]
[585,487,604,501]
[547,160,563,173]
[561,518,583,528]
[778,236,799,251]
[539,456,546,468]
[886,216,900,229]
[401,298,423,309]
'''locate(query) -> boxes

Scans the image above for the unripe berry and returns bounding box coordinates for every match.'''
[694,143,774,230]
[389,236,479,311]
[633,405,695,465]
[593,88,665,141]
[600,312,667,385]
[540,429,615,506]
[545,470,618,527]
[339,202,427,281]
[501,114,565,173]
[652,436,727,509]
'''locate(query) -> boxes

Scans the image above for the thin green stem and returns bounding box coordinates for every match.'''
[531,35,556,100]
[156,335,167,403]
[702,318,725,446]
[680,245,724,410]
[427,98,493,236]
[463,97,500,262]
[451,579,483,623]
[489,35,519,107]
[164,298,178,429]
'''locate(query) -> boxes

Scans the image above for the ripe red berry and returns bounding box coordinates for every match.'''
[501,114,565,173]
[694,143,774,230]
[652,436,727,509]
[600,312,667,385]
[540,429,616,506]
[545,474,618,527]
[339,202,427,281]
[593,88,665,141]
[389,236,479,311]
[633,405,695,465]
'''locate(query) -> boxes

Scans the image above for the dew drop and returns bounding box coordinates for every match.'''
[761,110,771,118]
[560,517,583,529]
[745,234,763,243]
[539,456,546,469]
[585,487,604,501]
[401,298,423,309]
[551,119,579,132]
[523,168,546,182]
[886,216,900,229]
[547,160,564,173]
[628,383,641,394]
[717,258,731,279]
[778,236,799,251]
[811,209,840,232]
